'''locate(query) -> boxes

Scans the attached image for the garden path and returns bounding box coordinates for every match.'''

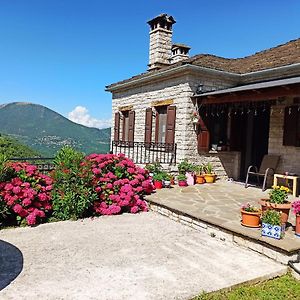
[0,212,286,299]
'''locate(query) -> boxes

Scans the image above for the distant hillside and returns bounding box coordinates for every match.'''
[0,135,41,158]
[0,102,111,156]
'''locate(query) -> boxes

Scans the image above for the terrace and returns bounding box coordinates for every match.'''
[146,181,300,263]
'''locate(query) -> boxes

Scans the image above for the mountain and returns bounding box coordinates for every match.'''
[0,135,41,158]
[0,102,111,157]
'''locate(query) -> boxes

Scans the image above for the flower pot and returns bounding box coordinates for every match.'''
[241,209,261,228]
[259,199,291,225]
[153,180,163,190]
[262,222,285,240]
[178,180,187,187]
[163,180,171,188]
[204,174,216,183]
[186,172,195,186]
[295,214,300,237]
[196,175,205,184]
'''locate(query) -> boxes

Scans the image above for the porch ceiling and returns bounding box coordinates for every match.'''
[194,76,300,104]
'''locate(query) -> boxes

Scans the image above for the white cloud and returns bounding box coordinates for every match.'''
[68,106,111,129]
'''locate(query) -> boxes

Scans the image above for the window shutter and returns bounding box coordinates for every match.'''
[165,106,176,145]
[144,108,152,144]
[128,110,135,143]
[114,112,120,141]
[283,106,298,146]
[197,116,210,152]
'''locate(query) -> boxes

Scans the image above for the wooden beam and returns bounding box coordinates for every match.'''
[197,83,300,105]
[151,99,174,107]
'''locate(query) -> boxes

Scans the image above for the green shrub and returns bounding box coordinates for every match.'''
[51,146,97,220]
[262,210,281,226]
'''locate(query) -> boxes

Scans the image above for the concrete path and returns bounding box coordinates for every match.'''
[0,212,286,300]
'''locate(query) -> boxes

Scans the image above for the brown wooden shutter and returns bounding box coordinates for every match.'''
[144,108,152,144]
[114,112,120,141]
[128,110,135,144]
[197,115,210,152]
[283,106,298,146]
[165,106,176,145]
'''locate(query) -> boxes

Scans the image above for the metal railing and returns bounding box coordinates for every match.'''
[10,157,55,173]
[111,141,177,165]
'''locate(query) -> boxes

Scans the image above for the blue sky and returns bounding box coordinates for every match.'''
[0,0,300,128]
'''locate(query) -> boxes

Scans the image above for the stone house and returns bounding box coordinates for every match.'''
[106,14,300,180]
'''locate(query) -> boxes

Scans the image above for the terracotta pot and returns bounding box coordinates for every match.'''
[241,209,261,228]
[196,175,206,184]
[259,199,291,225]
[204,174,216,183]
[178,180,187,187]
[153,180,163,190]
[296,214,300,237]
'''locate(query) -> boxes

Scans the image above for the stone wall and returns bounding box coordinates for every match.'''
[268,99,300,175]
[111,74,193,163]
[110,71,240,178]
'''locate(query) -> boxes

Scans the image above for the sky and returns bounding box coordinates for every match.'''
[0,0,300,128]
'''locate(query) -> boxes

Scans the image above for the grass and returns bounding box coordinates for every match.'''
[194,273,300,300]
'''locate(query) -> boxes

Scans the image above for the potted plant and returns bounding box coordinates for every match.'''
[178,159,193,174]
[195,165,205,184]
[240,203,261,228]
[162,172,172,188]
[259,185,292,225]
[203,163,216,183]
[178,159,195,186]
[292,199,300,237]
[145,162,162,178]
[177,174,187,187]
[153,173,164,189]
[261,210,285,240]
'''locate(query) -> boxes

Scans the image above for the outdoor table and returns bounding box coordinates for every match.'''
[273,173,299,197]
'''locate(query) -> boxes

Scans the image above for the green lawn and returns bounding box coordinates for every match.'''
[194,273,300,300]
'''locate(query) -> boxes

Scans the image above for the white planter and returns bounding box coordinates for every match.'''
[262,223,285,240]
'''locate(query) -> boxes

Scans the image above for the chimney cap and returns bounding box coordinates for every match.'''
[147,14,176,26]
[172,43,191,51]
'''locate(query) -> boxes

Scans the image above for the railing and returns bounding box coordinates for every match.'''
[10,157,55,173]
[111,141,177,165]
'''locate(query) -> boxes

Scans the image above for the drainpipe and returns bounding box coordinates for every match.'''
[288,251,300,275]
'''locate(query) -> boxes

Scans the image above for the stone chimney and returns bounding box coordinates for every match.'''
[171,44,190,63]
[147,14,176,71]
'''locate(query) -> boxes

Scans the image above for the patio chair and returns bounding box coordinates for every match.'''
[245,154,280,191]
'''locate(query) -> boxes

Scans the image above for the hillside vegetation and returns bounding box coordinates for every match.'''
[0,102,111,156]
[0,135,40,158]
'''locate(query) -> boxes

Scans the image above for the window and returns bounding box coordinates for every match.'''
[283,106,300,146]
[114,110,135,143]
[122,111,130,141]
[154,105,176,145]
[156,106,168,143]
[198,107,228,152]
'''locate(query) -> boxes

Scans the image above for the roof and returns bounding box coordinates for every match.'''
[107,38,300,90]
[193,76,300,97]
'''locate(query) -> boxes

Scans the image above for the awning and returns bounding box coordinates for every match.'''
[193,76,300,104]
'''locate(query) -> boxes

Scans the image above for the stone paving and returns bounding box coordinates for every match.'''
[0,213,287,300]
[146,181,300,254]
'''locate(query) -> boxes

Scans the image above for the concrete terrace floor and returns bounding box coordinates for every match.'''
[0,212,287,300]
[146,181,300,253]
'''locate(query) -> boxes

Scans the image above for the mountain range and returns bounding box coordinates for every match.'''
[0,102,111,157]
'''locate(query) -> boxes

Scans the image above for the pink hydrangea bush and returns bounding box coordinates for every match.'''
[292,200,300,215]
[86,153,153,215]
[0,162,53,225]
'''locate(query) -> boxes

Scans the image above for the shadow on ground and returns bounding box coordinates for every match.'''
[0,240,23,291]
